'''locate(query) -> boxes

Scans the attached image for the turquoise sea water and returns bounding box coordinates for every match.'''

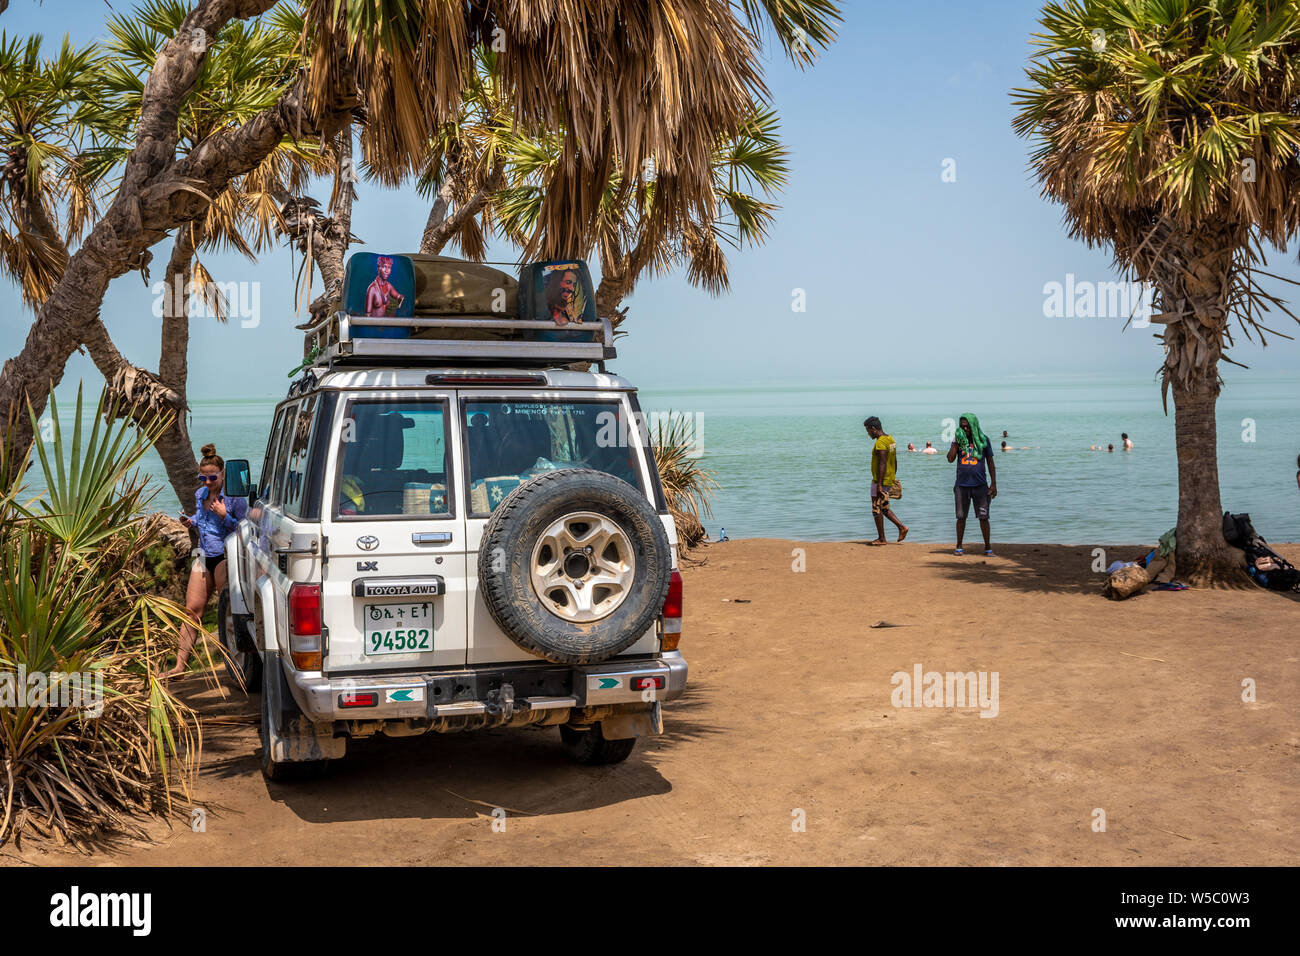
[34,373,1300,546]
[638,374,1300,545]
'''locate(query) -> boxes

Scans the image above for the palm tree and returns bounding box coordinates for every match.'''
[492,103,791,332]
[416,44,511,260]
[411,1,837,322]
[416,42,795,333]
[264,1,358,327]
[1012,0,1300,585]
[82,0,328,505]
[0,33,105,309]
[0,0,839,457]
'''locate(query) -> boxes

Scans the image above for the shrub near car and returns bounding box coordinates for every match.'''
[219,254,687,780]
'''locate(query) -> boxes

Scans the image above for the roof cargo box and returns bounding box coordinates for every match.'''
[408,254,519,317]
[306,252,614,368]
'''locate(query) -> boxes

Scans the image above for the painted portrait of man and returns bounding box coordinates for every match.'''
[543,264,584,326]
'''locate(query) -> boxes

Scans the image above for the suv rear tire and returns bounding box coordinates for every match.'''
[259,666,329,783]
[560,723,636,765]
[218,590,262,692]
[477,469,671,665]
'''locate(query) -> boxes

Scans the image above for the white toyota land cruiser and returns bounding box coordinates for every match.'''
[217,254,687,780]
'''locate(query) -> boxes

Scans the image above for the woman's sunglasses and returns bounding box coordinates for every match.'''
[197,474,221,482]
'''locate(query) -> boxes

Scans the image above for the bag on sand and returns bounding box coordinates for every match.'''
[1224,511,1299,591]
[1222,511,1259,548]
[1245,541,1300,591]
[1103,563,1152,600]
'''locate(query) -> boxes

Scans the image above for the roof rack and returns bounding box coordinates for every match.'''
[305,311,617,368]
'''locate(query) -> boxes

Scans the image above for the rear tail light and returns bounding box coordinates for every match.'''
[660,570,683,651]
[289,583,323,670]
[631,676,666,691]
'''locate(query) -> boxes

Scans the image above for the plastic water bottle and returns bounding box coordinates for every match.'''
[718,526,729,542]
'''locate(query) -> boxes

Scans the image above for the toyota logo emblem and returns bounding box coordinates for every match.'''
[356,535,379,552]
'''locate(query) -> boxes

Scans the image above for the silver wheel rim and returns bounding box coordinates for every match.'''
[530,511,634,622]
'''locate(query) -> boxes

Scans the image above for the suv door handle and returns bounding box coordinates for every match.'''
[275,541,319,555]
[411,532,452,545]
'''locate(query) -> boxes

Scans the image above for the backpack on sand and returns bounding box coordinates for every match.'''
[1225,511,1300,591]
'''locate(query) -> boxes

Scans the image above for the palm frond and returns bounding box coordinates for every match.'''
[653,411,718,549]
[1012,0,1300,390]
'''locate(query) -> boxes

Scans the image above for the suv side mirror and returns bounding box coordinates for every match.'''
[225,459,252,498]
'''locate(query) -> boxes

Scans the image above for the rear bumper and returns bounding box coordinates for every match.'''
[286,652,687,723]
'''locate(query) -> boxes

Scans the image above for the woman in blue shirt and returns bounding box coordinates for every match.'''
[162,444,248,679]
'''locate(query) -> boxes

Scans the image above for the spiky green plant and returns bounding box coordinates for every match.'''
[0,386,201,849]
[653,412,719,550]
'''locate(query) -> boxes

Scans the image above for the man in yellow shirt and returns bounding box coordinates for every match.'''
[865,416,908,545]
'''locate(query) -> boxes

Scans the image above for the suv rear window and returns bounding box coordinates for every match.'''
[333,399,452,518]
[461,398,643,515]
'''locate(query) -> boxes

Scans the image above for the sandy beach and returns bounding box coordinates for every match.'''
[6,538,1297,867]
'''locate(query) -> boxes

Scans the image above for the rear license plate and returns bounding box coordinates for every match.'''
[363,603,433,655]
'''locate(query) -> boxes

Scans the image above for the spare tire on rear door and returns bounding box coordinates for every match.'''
[477,469,671,665]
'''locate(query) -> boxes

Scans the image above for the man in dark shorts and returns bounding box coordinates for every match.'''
[946,412,997,556]
[865,417,907,545]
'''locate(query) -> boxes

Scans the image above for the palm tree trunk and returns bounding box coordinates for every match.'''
[0,252,115,453]
[80,225,203,508]
[158,223,202,391]
[595,262,634,330]
[1148,226,1248,587]
[420,177,456,252]
[11,136,198,508]
[282,127,357,322]
[77,221,205,508]
[419,159,504,256]
[156,223,204,506]
[80,318,193,508]
[323,120,355,286]
[154,417,199,511]
[1170,372,1240,584]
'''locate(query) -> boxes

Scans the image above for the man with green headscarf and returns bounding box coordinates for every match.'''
[946,413,998,556]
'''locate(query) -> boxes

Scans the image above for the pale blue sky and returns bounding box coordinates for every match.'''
[3,0,1299,400]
